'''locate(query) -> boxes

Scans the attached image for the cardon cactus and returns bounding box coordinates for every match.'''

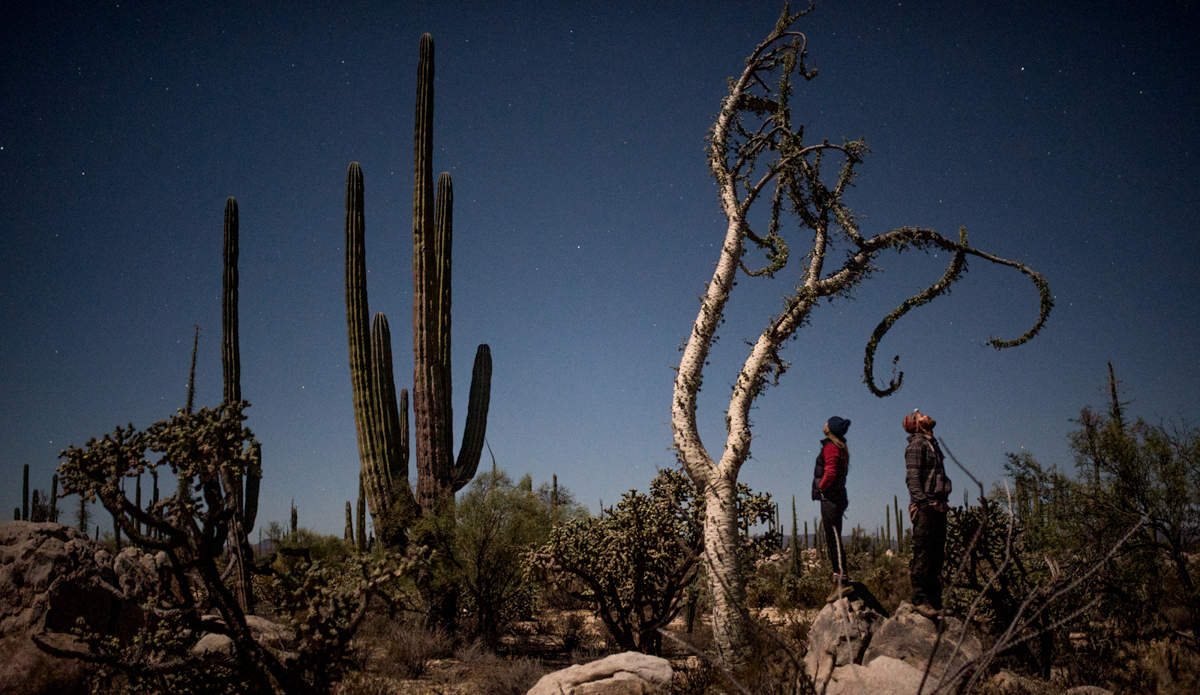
[410,34,491,511]
[222,197,261,614]
[344,32,491,546]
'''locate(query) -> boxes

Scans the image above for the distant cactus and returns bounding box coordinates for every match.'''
[789,496,803,577]
[50,474,58,522]
[186,324,199,414]
[22,464,29,521]
[345,501,353,542]
[135,472,142,535]
[356,473,367,552]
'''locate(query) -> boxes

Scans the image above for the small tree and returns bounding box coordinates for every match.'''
[1066,366,1200,636]
[670,3,1052,667]
[450,470,581,647]
[531,468,774,655]
[41,403,414,694]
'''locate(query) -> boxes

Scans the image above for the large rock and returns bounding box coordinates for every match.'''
[806,584,982,695]
[805,582,887,683]
[528,651,673,695]
[0,521,159,695]
[862,602,981,683]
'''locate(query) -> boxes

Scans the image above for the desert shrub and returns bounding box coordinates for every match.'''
[555,612,590,653]
[334,673,394,695]
[855,549,909,614]
[530,467,774,655]
[274,527,353,563]
[379,620,451,680]
[452,470,584,647]
[472,657,547,695]
[667,618,814,695]
[453,638,495,666]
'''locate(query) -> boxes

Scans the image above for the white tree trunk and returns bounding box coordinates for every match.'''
[703,471,747,667]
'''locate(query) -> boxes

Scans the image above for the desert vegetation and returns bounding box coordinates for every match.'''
[6,3,1197,695]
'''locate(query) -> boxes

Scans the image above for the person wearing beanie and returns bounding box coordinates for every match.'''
[904,409,952,619]
[812,416,852,600]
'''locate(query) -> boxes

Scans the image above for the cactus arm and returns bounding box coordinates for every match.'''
[345,163,384,509]
[222,198,241,404]
[412,32,455,509]
[244,442,260,531]
[357,473,367,552]
[371,313,404,488]
[434,172,454,460]
[451,344,492,493]
[399,387,410,482]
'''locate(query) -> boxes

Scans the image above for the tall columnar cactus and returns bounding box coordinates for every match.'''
[222,197,261,615]
[22,464,29,521]
[410,34,491,510]
[345,164,418,547]
[345,501,354,542]
[356,473,367,552]
[50,474,58,522]
[344,32,491,546]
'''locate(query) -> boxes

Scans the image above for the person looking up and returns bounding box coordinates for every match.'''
[812,415,851,600]
[903,409,951,619]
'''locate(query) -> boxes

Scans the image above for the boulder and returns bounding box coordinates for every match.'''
[804,582,886,683]
[861,602,981,683]
[0,522,113,694]
[192,614,298,663]
[528,651,673,695]
[814,655,925,695]
[806,584,982,694]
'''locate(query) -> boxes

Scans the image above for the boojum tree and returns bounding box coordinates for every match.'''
[670,4,1053,668]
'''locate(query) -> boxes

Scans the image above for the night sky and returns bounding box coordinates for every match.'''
[3,1,1198,541]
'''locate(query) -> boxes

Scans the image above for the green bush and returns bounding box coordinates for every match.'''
[530,467,775,655]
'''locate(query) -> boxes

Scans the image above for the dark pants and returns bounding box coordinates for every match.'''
[910,505,948,609]
[821,499,848,577]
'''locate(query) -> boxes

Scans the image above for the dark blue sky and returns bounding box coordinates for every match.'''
[3,1,1198,539]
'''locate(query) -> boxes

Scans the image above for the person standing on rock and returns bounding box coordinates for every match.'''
[904,409,951,619]
[812,416,852,600]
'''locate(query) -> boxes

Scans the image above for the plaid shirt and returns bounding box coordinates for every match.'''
[905,433,951,505]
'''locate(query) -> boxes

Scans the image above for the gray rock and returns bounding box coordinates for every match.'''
[0,522,113,695]
[804,584,886,683]
[1065,687,1113,695]
[192,614,297,663]
[815,655,924,695]
[528,651,673,695]
[806,588,983,694]
[862,602,981,684]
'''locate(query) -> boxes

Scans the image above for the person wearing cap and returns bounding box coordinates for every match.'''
[903,410,951,619]
[812,416,852,598]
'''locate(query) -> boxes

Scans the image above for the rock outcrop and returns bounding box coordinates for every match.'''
[528,651,673,695]
[0,521,160,695]
[806,583,981,695]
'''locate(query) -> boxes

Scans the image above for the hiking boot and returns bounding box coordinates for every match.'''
[826,584,854,603]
